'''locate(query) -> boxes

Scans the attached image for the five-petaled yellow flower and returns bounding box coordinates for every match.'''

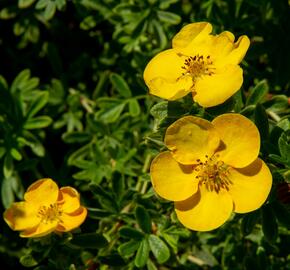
[144,22,250,107]
[3,178,87,238]
[150,114,272,231]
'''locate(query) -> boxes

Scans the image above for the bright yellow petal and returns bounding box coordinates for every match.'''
[193,64,243,107]
[24,178,59,206]
[56,207,87,232]
[165,116,220,165]
[58,187,81,214]
[223,35,250,66]
[143,49,193,100]
[212,114,260,168]
[150,151,198,201]
[3,202,40,231]
[175,184,233,231]
[172,22,212,49]
[228,158,272,213]
[20,220,58,238]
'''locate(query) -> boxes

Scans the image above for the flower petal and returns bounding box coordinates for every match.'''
[194,65,243,107]
[143,49,193,100]
[20,220,58,238]
[172,22,212,49]
[150,151,198,201]
[3,202,40,231]
[175,184,233,231]
[212,114,260,168]
[58,187,81,214]
[56,207,87,232]
[223,35,250,66]
[165,116,220,165]
[228,158,272,213]
[24,178,59,206]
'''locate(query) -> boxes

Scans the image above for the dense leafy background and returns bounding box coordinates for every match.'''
[0,0,289,269]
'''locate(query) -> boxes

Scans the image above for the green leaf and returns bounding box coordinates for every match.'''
[24,116,52,129]
[10,148,22,161]
[246,80,269,105]
[10,69,31,94]
[44,1,56,20]
[18,0,36,8]
[135,205,151,233]
[272,201,290,229]
[118,240,140,257]
[35,0,49,9]
[262,204,278,243]
[134,238,149,268]
[110,73,131,98]
[3,154,13,178]
[98,103,125,123]
[20,254,38,267]
[119,226,144,240]
[62,132,92,144]
[241,210,260,235]
[156,10,181,25]
[254,104,269,141]
[26,91,49,118]
[147,259,158,270]
[148,234,170,264]
[69,233,108,249]
[129,99,141,117]
[278,131,290,161]
[1,177,15,209]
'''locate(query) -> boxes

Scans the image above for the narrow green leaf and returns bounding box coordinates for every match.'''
[119,226,144,240]
[44,1,56,20]
[156,10,181,25]
[18,0,36,8]
[98,103,125,123]
[110,73,131,98]
[246,80,269,105]
[129,99,141,117]
[10,148,22,161]
[35,0,48,9]
[26,91,49,118]
[148,234,170,264]
[147,259,158,270]
[10,69,30,94]
[135,205,151,234]
[1,177,15,209]
[134,238,149,268]
[4,154,13,178]
[278,131,290,161]
[62,132,92,144]
[24,116,52,129]
[118,240,140,257]
[69,233,108,249]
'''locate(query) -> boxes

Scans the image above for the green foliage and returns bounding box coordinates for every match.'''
[0,0,290,269]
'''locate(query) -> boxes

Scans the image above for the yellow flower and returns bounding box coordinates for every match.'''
[144,22,250,107]
[150,114,272,231]
[3,178,87,238]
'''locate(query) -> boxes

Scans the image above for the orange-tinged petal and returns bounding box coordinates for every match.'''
[3,202,40,231]
[228,158,272,213]
[172,22,212,49]
[212,114,260,168]
[150,151,198,201]
[58,187,81,214]
[24,178,59,206]
[56,207,87,232]
[143,49,193,100]
[193,64,243,107]
[20,220,58,238]
[175,184,233,231]
[165,116,220,165]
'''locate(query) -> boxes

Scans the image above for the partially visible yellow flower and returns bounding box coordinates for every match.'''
[150,114,272,231]
[3,178,87,238]
[144,22,250,107]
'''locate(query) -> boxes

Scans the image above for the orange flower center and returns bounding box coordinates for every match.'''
[181,54,215,80]
[194,155,231,192]
[37,203,62,224]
